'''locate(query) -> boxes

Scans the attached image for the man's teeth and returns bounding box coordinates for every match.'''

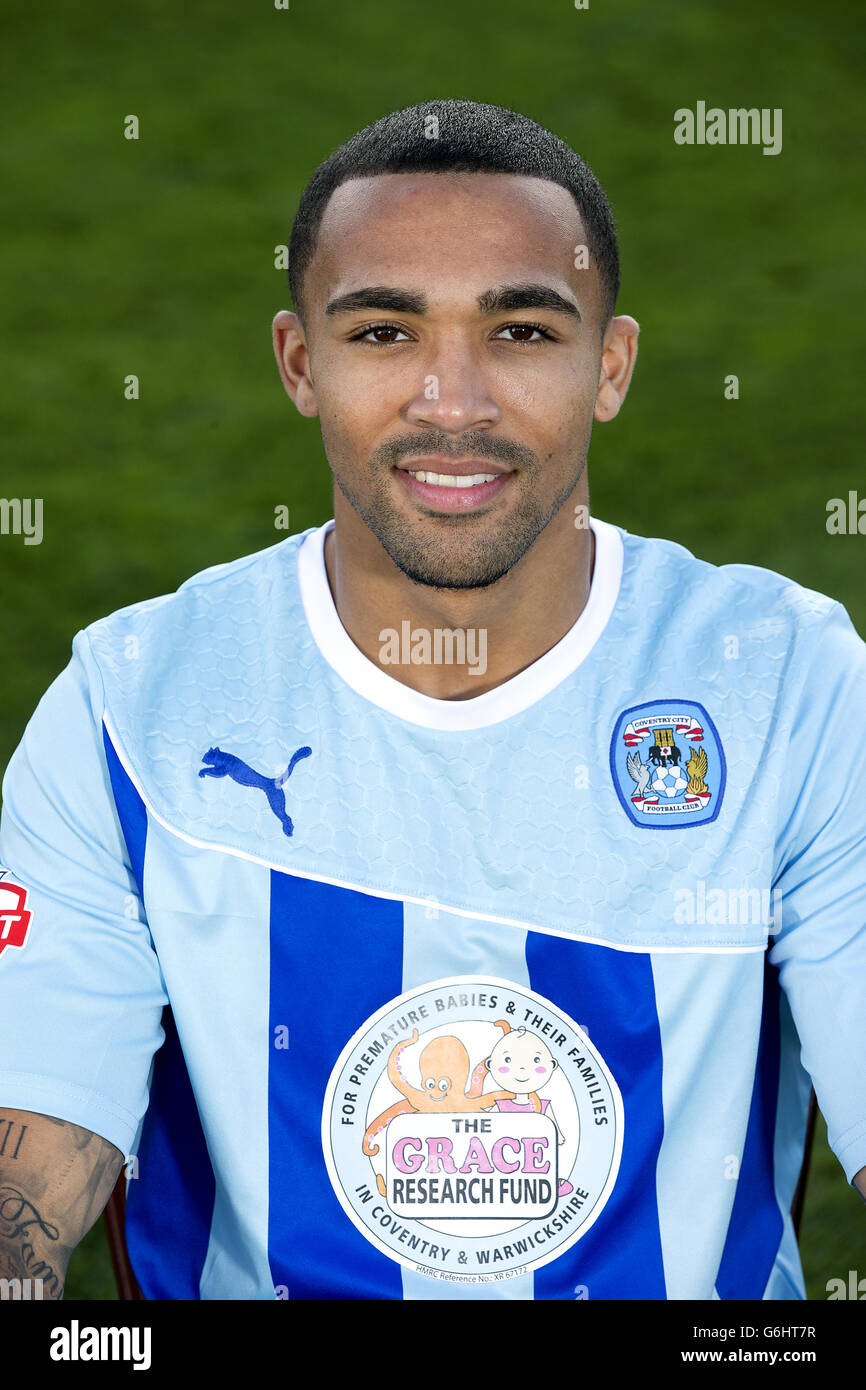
[408,470,498,487]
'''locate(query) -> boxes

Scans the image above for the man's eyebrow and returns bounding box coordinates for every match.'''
[477,284,580,319]
[325,287,428,316]
[323,282,581,320]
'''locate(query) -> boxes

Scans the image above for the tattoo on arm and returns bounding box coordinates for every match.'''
[0,1118,28,1160]
[0,1188,67,1297]
[0,1112,124,1301]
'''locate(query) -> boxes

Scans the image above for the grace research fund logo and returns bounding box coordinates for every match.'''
[610,699,727,829]
[322,977,623,1283]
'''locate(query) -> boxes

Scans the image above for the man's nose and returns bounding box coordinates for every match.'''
[404,342,502,433]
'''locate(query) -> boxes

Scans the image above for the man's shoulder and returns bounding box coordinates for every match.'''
[80,526,318,668]
[73,526,321,743]
[619,523,854,639]
[614,526,866,718]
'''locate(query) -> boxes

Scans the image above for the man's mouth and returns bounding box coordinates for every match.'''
[406,470,499,489]
[395,457,513,511]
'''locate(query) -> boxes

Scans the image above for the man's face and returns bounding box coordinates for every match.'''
[295,171,612,589]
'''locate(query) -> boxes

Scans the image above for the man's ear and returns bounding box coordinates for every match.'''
[272,309,319,418]
[594,314,639,423]
[550,1058,558,1072]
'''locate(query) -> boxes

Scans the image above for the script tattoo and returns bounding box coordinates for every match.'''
[0,1187,65,1297]
[0,1111,124,1302]
[0,1185,60,1242]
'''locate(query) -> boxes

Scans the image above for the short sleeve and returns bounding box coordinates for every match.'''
[769,602,866,1185]
[0,631,167,1156]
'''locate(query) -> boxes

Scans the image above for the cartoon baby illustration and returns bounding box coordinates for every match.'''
[486,1021,573,1195]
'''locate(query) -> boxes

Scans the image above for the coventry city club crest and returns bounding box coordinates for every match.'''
[609,699,726,829]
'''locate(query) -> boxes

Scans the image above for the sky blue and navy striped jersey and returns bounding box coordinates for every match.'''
[1,516,865,1299]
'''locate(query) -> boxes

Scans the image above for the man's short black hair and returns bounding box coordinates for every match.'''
[288,98,620,329]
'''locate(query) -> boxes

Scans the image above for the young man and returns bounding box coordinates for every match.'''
[0,100,864,1302]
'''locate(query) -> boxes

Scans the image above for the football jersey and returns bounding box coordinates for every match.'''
[1,515,865,1301]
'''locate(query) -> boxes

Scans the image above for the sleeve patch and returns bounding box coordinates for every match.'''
[0,877,33,959]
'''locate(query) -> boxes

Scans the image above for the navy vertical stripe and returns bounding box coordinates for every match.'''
[527,935,667,1300]
[715,954,783,1299]
[268,873,405,1299]
[102,726,147,897]
[125,1006,217,1298]
[102,725,215,1299]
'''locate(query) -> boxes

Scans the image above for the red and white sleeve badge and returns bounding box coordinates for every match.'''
[0,879,33,960]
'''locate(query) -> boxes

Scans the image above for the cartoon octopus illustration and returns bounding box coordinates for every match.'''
[362,1028,516,1160]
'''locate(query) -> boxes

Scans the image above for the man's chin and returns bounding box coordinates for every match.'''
[377,531,526,592]
[395,564,513,592]
[333,473,554,590]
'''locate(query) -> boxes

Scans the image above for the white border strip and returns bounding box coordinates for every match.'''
[103,714,766,958]
[297,516,625,730]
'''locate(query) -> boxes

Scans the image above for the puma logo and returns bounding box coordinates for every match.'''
[198,745,312,837]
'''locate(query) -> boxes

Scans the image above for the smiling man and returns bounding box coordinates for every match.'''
[275,138,635,700]
[0,100,864,1304]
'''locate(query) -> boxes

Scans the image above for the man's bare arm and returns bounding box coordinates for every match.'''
[0,1108,124,1299]
[854,1166,866,1204]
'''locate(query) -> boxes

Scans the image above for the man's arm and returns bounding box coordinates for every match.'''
[0,1108,124,1300]
[854,1166,866,1204]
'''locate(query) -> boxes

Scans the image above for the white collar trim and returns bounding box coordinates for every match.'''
[297,516,623,730]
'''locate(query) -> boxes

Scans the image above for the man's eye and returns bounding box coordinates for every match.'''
[349,322,411,344]
[494,322,554,343]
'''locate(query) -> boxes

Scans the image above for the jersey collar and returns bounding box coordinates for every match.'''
[297,516,623,730]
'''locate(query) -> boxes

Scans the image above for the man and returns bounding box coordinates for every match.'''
[0,99,864,1301]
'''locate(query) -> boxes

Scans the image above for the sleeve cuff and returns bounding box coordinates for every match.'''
[0,1069,140,1157]
[832,1116,866,1186]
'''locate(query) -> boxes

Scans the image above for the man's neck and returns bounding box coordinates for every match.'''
[322,494,595,700]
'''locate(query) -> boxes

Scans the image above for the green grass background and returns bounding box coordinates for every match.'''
[1,0,864,1299]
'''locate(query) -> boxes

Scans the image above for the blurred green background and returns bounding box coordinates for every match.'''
[1,0,864,1299]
